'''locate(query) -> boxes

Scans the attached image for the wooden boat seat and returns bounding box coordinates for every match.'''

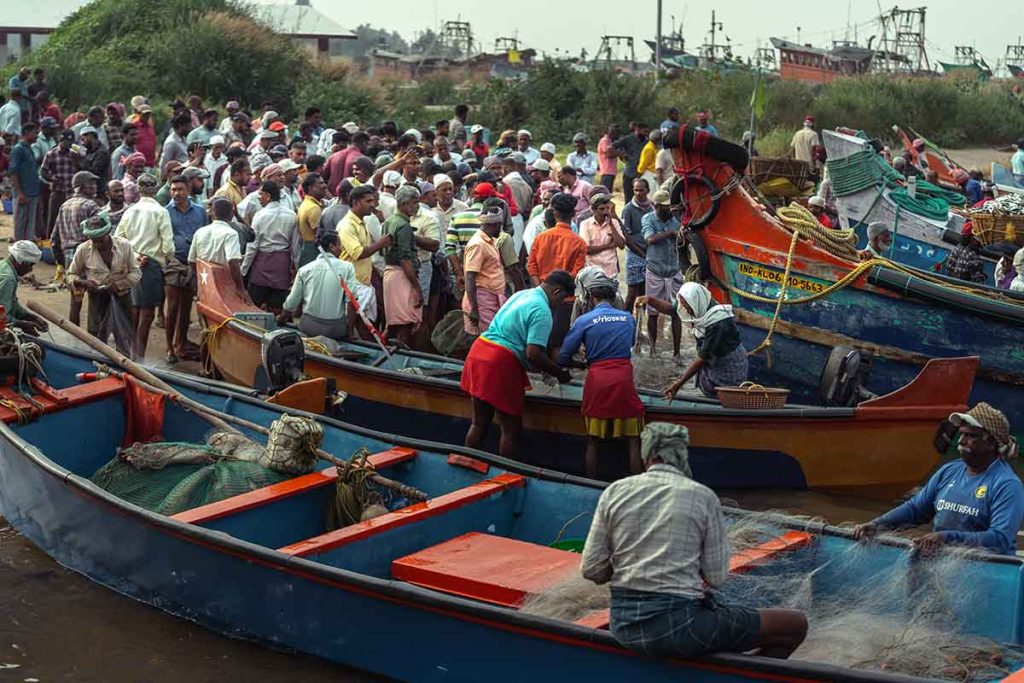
[390,530,812,629]
[0,377,125,425]
[277,473,526,558]
[171,447,418,525]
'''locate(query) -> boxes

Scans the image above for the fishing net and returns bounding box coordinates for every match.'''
[91,416,324,516]
[523,512,1024,682]
[431,309,476,358]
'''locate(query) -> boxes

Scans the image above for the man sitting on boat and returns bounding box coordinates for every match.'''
[860,222,892,261]
[944,229,987,284]
[854,403,1024,555]
[807,196,833,228]
[557,269,644,479]
[278,228,371,342]
[582,422,808,659]
[640,282,749,399]
[460,270,574,459]
[0,240,48,335]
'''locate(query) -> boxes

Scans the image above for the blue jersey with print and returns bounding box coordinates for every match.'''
[874,459,1024,555]
[557,302,635,367]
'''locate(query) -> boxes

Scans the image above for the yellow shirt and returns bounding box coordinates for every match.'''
[337,210,373,284]
[297,195,323,243]
[214,180,246,207]
[637,141,658,175]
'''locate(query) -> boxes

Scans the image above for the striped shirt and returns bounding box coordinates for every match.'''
[445,202,483,258]
[581,464,730,597]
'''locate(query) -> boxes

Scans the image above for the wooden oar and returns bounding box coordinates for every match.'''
[27,299,427,502]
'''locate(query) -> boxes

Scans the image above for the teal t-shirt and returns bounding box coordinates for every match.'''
[481,287,553,366]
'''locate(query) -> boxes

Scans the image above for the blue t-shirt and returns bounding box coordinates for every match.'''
[558,302,635,367]
[965,179,983,205]
[166,199,208,263]
[641,212,680,277]
[874,459,1024,555]
[9,142,40,197]
[695,123,719,138]
[482,287,553,367]
[1012,149,1024,177]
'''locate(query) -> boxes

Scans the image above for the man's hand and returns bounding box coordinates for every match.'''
[852,522,878,542]
[662,378,684,399]
[556,368,573,384]
[468,308,480,325]
[912,532,944,555]
[79,279,100,293]
[16,193,27,206]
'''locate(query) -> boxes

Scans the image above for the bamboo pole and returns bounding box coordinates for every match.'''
[27,299,427,502]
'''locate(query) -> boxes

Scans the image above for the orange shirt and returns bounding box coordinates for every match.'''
[464,229,505,292]
[526,223,588,280]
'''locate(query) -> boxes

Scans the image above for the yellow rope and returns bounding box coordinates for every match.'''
[201,315,330,377]
[776,203,860,260]
[0,399,28,425]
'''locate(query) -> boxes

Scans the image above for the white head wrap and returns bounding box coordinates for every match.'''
[9,241,41,265]
[433,173,453,189]
[675,281,734,339]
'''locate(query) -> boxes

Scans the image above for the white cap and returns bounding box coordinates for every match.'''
[342,122,359,134]
[433,173,453,188]
[404,128,422,142]
[517,129,531,138]
[470,124,484,134]
[807,196,825,208]
[278,159,301,172]
[531,159,551,172]
[383,170,402,187]
[209,135,225,147]
[540,142,556,155]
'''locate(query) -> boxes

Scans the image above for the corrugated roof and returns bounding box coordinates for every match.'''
[1,1,355,39]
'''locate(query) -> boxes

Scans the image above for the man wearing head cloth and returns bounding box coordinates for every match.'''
[856,403,1024,555]
[558,266,643,478]
[381,184,425,347]
[860,222,892,261]
[120,151,148,206]
[582,422,809,659]
[0,240,46,333]
[409,182,442,313]
[461,198,508,336]
[0,241,48,333]
[115,173,174,359]
[67,214,140,355]
[432,172,469,238]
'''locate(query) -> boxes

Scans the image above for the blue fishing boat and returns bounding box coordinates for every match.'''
[1,338,1023,682]
[663,127,1024,432]
[821,130,998,280]
[992,163,1024,198]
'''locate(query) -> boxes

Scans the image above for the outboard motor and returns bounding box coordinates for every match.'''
[254,328,305,394]
[819,346,876,407]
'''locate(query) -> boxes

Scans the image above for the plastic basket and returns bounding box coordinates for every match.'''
[716,382,789,409]
[970,213,1024,247]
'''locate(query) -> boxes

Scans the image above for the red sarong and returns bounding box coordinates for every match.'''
[461,336,531,416]
[582,359,645,419]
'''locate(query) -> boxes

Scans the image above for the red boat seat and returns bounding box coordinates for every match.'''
[392,532,581,607]
[389,530,812,629]
[172,447,418,525]
[277,473,526,557]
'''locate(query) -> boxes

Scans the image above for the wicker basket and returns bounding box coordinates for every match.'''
[970,213,1024,247]
[716,382,790,409]
[749,157,810,188]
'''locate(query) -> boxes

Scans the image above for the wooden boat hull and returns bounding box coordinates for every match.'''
[665,134,1024,432]
[0,342,985,683]
[196,265,976,499]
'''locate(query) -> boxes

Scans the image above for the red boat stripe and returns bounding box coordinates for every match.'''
[172,447,418,525]
[277,473,527,557]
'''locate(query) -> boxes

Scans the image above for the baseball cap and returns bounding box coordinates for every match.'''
[260,129,279,140]
[469,124,484,134]
[652,189,671,205]
[268,121,286,132]
[72,171,99,188]
[540,142,557,155]
[79,125,100,137]
[209,135,225,147]
[278,159,301,172]
[531,159,551,172]
[40,117,58,129]
[572,133,587,143]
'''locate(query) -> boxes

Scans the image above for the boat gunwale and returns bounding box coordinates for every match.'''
[3,344,979,683]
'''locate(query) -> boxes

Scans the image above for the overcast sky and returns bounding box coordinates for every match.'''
[289,0,1022,67]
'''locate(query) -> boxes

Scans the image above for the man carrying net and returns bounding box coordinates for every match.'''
[581,422,808,659]
[855,403,1024,555]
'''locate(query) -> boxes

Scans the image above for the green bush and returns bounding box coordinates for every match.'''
[24,0,308,115]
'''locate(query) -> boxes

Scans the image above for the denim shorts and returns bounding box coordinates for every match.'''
[610,588,761,658]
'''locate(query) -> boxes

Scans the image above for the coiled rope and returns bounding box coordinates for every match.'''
[776,203,860,260]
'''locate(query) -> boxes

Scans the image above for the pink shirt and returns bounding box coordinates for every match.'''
[597,135,617,176]
[579,216,623,278]
[563,179,594,221]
